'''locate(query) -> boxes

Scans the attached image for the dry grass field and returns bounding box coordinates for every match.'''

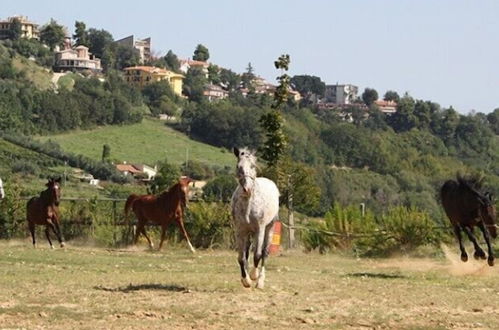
[1,241,499,329]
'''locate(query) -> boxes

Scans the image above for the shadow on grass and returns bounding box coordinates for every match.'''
[94,283,188,293]
[347,272,406,279]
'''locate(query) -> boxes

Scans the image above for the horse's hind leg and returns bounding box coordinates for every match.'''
[45,226,54,249]
[463,226,486,260]
[29,222,36,248]
[454,225,468,262]
[158,225,167,251]
[478,222,495,266]
[237,234,251,288]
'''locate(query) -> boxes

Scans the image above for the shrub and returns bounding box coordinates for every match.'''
[184,201,233,249]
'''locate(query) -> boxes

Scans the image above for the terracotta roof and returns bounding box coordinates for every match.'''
[123,66,184,78]
[374,100,397,107]
[116,164,141,174]
[180,59,209,67]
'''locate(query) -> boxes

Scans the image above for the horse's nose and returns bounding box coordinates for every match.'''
[243,188,251,196]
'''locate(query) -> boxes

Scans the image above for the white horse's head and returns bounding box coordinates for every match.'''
[233,147,257,197]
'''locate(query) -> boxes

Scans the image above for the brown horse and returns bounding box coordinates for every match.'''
[441,175,497,266]
[27,178,65,248]
[124,177,195,252]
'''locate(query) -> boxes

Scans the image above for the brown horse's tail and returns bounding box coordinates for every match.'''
[124,194,139,218]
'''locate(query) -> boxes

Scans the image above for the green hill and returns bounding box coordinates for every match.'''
[37,118,234,168]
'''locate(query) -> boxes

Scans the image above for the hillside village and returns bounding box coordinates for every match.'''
[0,14,498,220]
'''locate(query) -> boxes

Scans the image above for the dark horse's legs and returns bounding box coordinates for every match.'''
[478,222,495,266]
[462,226,486,260]
[45,226,54,248]
[52,220,65,247]
[29,222,36,247]
[454,224,468,262]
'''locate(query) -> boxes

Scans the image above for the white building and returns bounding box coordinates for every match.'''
[324,84,358,105]
[115,35,151,64]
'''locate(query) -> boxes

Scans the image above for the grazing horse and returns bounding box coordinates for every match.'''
[124,177,195,253]
[27,178,65,248]
[0,177,4,200]
[231,147,280,289]
[441,175,497,266]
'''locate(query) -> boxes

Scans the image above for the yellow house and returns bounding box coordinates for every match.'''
[123,66,184,96]
[0,15,39,40]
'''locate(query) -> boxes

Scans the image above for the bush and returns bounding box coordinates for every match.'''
[11,160,40,175]
[184,201,233,249]
[302,203,447,257]
[202,175,237,202]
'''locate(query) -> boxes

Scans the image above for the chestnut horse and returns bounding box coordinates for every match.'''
[124,177,195,252]
[441,175,497,266]
[27,178,65,248]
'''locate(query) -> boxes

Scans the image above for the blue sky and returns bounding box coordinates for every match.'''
[3,0,498,113]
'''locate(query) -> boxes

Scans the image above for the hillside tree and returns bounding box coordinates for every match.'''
[40,19,66,50]
[73,21,89,46]
[362,88,378,106]
[193,44,209,61]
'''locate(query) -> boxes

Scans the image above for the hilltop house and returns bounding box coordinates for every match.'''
[374,100,397,114]
[54,38,102,73]
[123,66,184,95]
[179,58,209,75]
[0,15,39,40]
[115,35,151,64]
[324,84,358,105]
[203,84,229,101]
[116,163,157,181]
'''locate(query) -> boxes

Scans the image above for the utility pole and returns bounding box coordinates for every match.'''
[287,174,295,249]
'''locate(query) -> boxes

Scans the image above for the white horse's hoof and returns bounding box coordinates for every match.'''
[50,245,54,249]
[256,278,265,289]
[60,242,65,248]
[241,277,252,288]
[250,268,259,281]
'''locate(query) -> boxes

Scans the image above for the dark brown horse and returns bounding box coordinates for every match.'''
[441,175,497,266]
[27,178,65,248]
[124,177,195,252]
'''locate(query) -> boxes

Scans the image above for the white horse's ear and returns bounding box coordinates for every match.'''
[233,147,240,158]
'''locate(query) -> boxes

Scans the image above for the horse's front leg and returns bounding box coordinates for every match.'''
[237,233,251,288]
[478,222,495,266]
[463,226,485,260]
[52,218,65,248]
[45,225,54,249]
[176,217,195,253]
[453,225,468,262]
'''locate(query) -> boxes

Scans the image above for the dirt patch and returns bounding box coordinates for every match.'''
[441,244,496,276]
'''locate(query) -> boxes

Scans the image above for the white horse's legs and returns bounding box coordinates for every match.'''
[251,222,274,288]
[237,234,251,288]
[256,266,266,289]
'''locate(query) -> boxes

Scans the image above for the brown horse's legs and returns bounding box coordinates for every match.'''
[136,223,154,249]
[463,226,486,260]
[176,219,195,253]
[29,222,36,247]
[454,225,468,262]
[45,226,54,248]
[478,222,495,266]
[158,225,167,250]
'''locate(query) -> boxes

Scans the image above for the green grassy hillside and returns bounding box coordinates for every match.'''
[37,118,234,168]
